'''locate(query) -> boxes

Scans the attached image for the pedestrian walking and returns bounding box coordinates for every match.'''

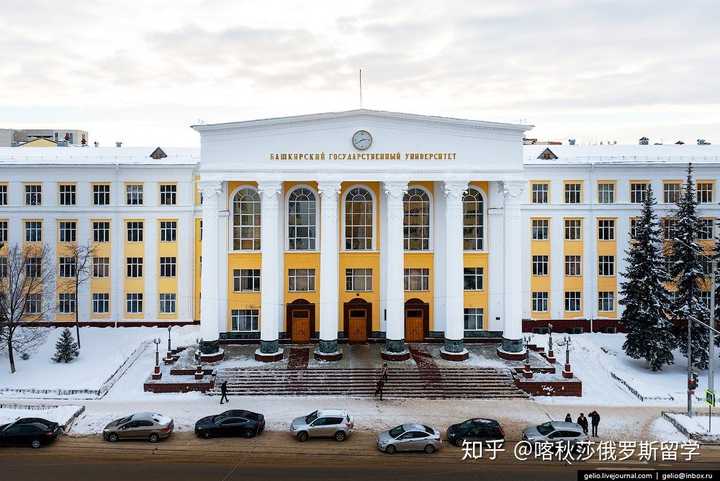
[564,413,572,423]
[589,410,600,437]
[220,380,229,404]
[374,377,385,401]
[576,413,588,435]
[381,362,389,383]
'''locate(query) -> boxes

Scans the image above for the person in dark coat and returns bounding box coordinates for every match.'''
[220,380,229,404]
[576,413,588,435]
[589,410,600,437]
[374,377,385,401]
[381,363,389,383]
[564,413,572,423]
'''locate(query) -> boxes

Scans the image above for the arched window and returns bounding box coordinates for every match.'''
[232,188,261,250]
[288,187,317,250]
[463,187,485,250]
[404,188,430,251]
[344,187,373,250]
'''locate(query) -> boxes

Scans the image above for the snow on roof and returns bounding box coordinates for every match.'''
[0,146,199,166]
[524,144,720,166]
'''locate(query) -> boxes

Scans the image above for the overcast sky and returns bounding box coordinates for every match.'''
[1,0,718,147]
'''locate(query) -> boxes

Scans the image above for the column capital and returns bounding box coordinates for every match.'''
[442,181,469,202]
[257,180,283,200]
[199,180,223,200]
[317,180,342,199]
[502,180,526,200]
[383,181,408,200]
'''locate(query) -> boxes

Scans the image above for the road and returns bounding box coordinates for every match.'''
[2,431,719,481]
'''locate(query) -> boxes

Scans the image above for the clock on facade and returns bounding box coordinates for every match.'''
[352,130,372,150]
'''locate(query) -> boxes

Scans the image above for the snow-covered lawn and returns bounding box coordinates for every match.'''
[664,412,720,441]
[0,404,84,428]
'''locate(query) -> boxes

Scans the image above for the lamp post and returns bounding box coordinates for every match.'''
[547,323,556,363]
[522,335,533,378]
[167,325,174,354]
[194,337,204,380]
[152,338,162,380]
[559,335,573,378]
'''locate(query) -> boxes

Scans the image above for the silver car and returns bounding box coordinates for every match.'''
[377,423,442,454]
[522,421,588,450]
[289,409,354,442]
[103,412,174,443]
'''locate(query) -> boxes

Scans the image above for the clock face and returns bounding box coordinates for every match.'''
[352,130,372,150]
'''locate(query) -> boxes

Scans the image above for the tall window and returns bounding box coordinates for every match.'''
[564,219,582,240]
[126,184,143,205]
[0,220,7,243]
[126,293,143,313]
[697,182,714,204]
[25,294,42,314]
[598,292,615,312]
[344,187,373,250]
[663,182,682,204]
[662,218,677,240]
[598,255,615,276]
[160,257,176,277]
[58,293,76,314]
[59,257,76,278]
[93,257,110,278]
[630,182,649,203]
[93,221,110,243]
[463,267,484,291]
[598,219,615,240]
[0,256,7,278]
[404,268,429,291]
[233,188,261,250]
[531,183,549,204]
[630,218,639,240]
[126,221,143,242]
[345,268,373,291]
[0,184,7,205]
[463,308,484,331]
[404,188,430,251]
[93,184,110,206]
[532,255,549,276]
[59,184,76,206]
[26,257,42,277]
[159,184,177,205]
[288,187,316,250]
[232,309,259,332]
[126,257,143,278]
[597,183,615,204]
[233,269,260,292]
[532,292,549,312]
[564,182,581,203]
[25,184,42,206]
[25,220,42,242]
[160,220,177,242]
[59,221,77,242]
[564,291,581,312]
[463,187,484,251]
[565,255,581,276]
[159,293,176,314]
[288,268,315,291]
[697,218,714,240]
[92,293,109,314]
[531,219,549,240]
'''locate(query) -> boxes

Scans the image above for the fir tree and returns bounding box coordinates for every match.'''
[669,163,710,369]
[52,328,79,363]
[620,184,676,370]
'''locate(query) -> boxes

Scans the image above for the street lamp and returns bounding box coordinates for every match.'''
[522,335,533,378]
[167,325,174,354]
[547,323,556,363]
[152,338,162,380]
[558,335,573,378]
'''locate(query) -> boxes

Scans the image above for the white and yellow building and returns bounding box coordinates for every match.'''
[1,110,719,362]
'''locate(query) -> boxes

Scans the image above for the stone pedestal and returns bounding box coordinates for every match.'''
[255,339,284,362]
[546,350,556,364]
[314,339,342,361]
[440,338,469,361]
[562,363,574,378]
[152,366,162,380]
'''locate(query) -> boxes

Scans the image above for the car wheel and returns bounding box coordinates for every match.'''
[297,431,309,442]
[31,439,41,449]
[107,433,119,443]
[453,438,464,447]
[334,431,347,442]
[424,444,436,454]
[202,431,212,439]
[385,445,396,455]
[243,430,253,439]
[149,433,160,443]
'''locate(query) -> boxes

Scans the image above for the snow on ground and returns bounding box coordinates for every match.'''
[0,405,84,427]
[0,326,200,392]
[648,418,689,442]
[665,413,720,437]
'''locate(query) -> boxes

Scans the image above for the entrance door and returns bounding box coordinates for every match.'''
[405,309,425,342]
[291,309,311,343]
[348,309,368,343]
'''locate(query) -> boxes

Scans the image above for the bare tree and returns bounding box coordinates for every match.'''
[59,243,95,348]
[0,243,54,373]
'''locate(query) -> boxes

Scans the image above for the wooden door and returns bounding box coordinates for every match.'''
[291,309,311,343]
[348,309,368,343]
[405,308,425,342]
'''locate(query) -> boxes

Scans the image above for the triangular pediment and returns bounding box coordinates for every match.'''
[538,148,558,160]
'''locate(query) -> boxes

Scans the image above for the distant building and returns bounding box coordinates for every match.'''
[0,128,88,147]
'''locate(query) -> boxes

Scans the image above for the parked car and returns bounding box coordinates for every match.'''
[0,418,62,448]
[377,423,442,454]
[446,418,505,447]
[195,410,265,439]
[522,421,588,450]
[103,412,174,443]
[289,410,353,442]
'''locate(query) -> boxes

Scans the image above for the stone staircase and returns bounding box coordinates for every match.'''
[209,367,528,399]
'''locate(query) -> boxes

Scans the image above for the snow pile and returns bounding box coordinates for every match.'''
[0,404,84,428]
[664,412,720,442]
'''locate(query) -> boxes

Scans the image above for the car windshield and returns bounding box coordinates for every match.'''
[423,425,434,434]
[305,411,319,424]
[537,422,554,436]
[116,416,132,425]
[389,425,405,438]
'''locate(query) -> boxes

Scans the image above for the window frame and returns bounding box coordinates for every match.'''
[531,218,549,241]
[92,292,110,314]
[232,186,261,251]
[343,185,375,251]
[463,267,484,291]
[597,218,616,241]
[403,186,432,251]
[463,186,486,251]
[24,184,42,206]
[463,307,484,331]
[286,185,319,251]
[231,309,260,332]
[532,292,549,312]
[404,268,430,291]
[126,293,143,314]
[92,220,110,243]
[564,255,582,277]
[345,268,373,292]
[58,183,77,206]
[159,256,177,278]
[159,220,177,243]
[93,183,111,206]
[159,183,177,206]
[233,268,261,292]
[563,181,582,204]
[564,291,581,312]
[630,181,650,204]
[564,218,583,240]
[125,183,144,206]
[597,182,615,204]
[532,255,549,276]
[288,268,316,292]
[531,182,549,204]
[598,255,616,277]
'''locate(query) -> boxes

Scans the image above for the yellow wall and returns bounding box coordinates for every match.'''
[157,218,178,319]
[124,218,144,319]
[194,217,202,321]
[55,220,77,322]
[563,217,584,318]
[90,218,112,319]
[596,217,617,318]
[530,217,551,319]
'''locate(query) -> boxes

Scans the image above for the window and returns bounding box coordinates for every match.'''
[93,184,110,206]
[598,219,615,241]
[463,308,484,331]
[59,257,76,278]
[404,268,430,291]
[697,182,714,204]
[598,255,615,276]
[662,218,677,240]
[564,182,581,203]
[532,292,549,312]
[159,293,176,314]
[288,268,315,291]
[233,188,261,250]
[630,218,639,240]
[93,221,110,243]
[233,268,260,292]
[531,183,549,204]
[288,187,317,250]
[463,267,484,291]
[232,309,259,332]
[58,293,76,314]
[160,220,177,242]
[126,257,143,278]
[630,182,649,203]
[345,268,372,291]
[564,291,581,312]
[0,184,6,205]
[598,183,615,204]
[345,187,373,250]
[0,256,7,278]
[25,221,42,242]
[126,293,143,313]
[532,255,549,276]
[463,187,485,250]
[663,183,682,204]
[59,221,76,242]
[701,255,713,276]
[93,293,109,314]
[598,292,615,312]
[698,218,714,240]
[58,184,76,206]
[404,188,431,251]
[531,219,549,240]
[126,221,143,242]
[159,184,177,205]
[93,257,109,278]
[564,219,582,240]
[565,255,582,276]
[160,257,176,277]
[0,220,7,243]
[25,184,42,205]
[126,184,143,205]
[25,294,42,314]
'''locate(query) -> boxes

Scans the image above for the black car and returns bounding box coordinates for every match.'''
[446,418,504,447]
[195,410,265,439]
[0,418,62,448]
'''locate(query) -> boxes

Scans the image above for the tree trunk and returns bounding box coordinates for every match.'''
[7,335,15,374]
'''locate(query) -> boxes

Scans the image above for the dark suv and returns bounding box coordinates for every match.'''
[446,418,504,447]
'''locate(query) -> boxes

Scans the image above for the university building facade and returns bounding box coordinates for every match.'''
[1,110,719,362]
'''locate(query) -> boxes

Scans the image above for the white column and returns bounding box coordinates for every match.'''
[256,180,283,360]
[498,180,526,356]
[199,180,222,351]
[144,216,158,321]
[77,217,91,324]
[316,180,342,358]
[177,212,193,322]
[584,215,597,325]
[487,182,505,332]
[382,181,408,355]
